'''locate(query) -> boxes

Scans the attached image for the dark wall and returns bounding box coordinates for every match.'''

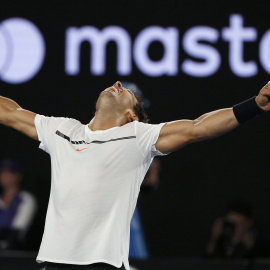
[1,0,270,257]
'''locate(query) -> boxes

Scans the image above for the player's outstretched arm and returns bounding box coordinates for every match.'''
[0,96,38,140]
[155,83,270,154]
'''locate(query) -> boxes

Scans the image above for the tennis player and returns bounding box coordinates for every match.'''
[0,81,269,270]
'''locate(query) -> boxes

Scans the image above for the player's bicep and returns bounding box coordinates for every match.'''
[7,109,38,140]
[155,120,197,154]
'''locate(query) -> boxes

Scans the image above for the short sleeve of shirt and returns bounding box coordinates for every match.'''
[135,121,167,157]
[35,114,69,153]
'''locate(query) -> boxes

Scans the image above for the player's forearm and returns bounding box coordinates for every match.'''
[0,96,21,125]
[0,96,21,111]
[195,95,266,141]
[156,109,239,154]
[193,108,239,141]
[157,87,268,154]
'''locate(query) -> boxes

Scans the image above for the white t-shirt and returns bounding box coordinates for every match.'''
[35,115,166,270]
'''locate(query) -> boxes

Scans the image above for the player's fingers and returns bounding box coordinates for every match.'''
[261,83,270,91]
[263,81,270,89]
[260,87,266,95]
[263,85,270,94]
[259,90,270,105]
[260,88,270,97]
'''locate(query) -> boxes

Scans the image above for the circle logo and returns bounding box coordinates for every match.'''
[0,18,45,84]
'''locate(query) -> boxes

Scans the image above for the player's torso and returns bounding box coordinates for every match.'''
[49,121,143,206]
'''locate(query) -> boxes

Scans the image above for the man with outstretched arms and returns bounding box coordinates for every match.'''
[0,81,269,270]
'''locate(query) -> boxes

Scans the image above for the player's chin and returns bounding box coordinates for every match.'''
[104,90,119,98]
[100,91,117,100]
[100,90,111,96]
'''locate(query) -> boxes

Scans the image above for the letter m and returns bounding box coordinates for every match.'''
[65,26,131,75]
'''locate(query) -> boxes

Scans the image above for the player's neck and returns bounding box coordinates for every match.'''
[88,111,128,131]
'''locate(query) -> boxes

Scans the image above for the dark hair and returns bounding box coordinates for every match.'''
[133,95,149,123]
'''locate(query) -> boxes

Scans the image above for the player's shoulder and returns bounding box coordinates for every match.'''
[132,120,158,132]
[120,120,150,132]
[47,115,83,128]
[60,117,82,126]
[126,120,151,128]
[111,121,136,136]
[36,114,81,125]
[56,117,85,133]
[120,121,155,136]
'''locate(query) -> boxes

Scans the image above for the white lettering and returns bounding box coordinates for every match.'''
[259,30,270,74]
[63,15,269,79]
[222,14,257,77]
[133,26,179,76]
[65,26,131,75]
[182,26,220,77]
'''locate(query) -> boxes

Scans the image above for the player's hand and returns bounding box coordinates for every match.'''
[256,82,270,111]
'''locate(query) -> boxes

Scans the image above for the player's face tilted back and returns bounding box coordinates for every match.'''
[96,81,139,122]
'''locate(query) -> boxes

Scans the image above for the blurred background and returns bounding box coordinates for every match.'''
[1,0,270,269]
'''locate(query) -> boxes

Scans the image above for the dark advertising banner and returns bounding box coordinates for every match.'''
[1,0,270,257]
